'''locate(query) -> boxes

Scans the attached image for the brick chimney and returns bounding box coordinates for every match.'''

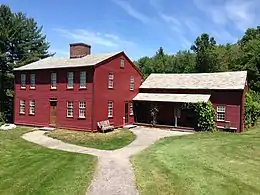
[69,43,91,58]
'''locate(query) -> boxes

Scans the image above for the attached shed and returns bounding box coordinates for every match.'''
[133,71,248,132]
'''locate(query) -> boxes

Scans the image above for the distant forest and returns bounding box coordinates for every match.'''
[135,26,260,92]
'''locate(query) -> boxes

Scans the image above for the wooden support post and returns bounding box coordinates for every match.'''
[174,107,178,127]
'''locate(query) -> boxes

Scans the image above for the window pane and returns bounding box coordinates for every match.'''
[217,113,225,121]
[21,74,26,88]
[30,100,35,106]
[130,76,134,90]
[108,72,114,79]
[79,101,86,118]
[80,71,86,88]
[217,105,225,112]
[120,59,125,68]
[67,101,73,117]
[20,100,25,114]
[108,73,114,88]
[29,100,35,115]
[108,101,113,117]
[29,100,35,114]
[51,73,57,88]
[67,72,74,88]
[79,101,86,108]
[30,74,35,88]
[130,102,134,115]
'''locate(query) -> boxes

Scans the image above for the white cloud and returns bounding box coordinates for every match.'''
[225,0,258,30]
[180,35,193,49]
[49,48,68,57]
[160,14,182,33]
[113,0,152,24]
[193,0,260,31]
[53,28,135,49]
[160,14,181,26]
[211,29,237,43]
[184,18,202,35]
[149,0,163,11]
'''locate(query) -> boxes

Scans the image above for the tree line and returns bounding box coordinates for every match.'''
[135,27,260,92]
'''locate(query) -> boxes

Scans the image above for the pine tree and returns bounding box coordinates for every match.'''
[0,4,53,122]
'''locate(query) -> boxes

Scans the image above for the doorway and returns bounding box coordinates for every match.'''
[125,102,129,124]
[50,99,57,126]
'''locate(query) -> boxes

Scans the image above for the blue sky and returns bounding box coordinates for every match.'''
[1,0,260,60]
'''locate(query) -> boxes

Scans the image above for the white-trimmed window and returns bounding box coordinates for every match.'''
[130,102,134,115]
[120,59,125,68]
[80,71,86,88]
[79,101,86,118]
[130,76,134,90]
[67,101,73,117]
[67,72,74,88]
[51,72,57,89]
[217,105,225,121]
[29,100,35,115]
[30,74,35,88]
[21,73,26,88]
[108,72,114,89]
[108,101,113,117]
[19,100,25,114]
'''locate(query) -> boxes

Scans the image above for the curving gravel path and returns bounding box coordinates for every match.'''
[22,126,192,195]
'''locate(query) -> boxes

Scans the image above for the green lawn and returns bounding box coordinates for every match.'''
[0,126,97,195]
[132,127,260,195]
[46,128,136,150]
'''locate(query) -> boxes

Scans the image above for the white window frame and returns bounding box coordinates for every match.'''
[67,72,74,89]
[30,74,35,89]
[67,101,73,117]
[108,101,113,118]
[29,100,35,115]
[130,76,134,90]
[21,73,26,88]
[120,58,125,68]
[19,100,25,114]
[108,72,114,89]
[78,101,86,118]
[217,105,225,121]
[130,102,134,115]
[51,72,57,89]
[80,71,86,89]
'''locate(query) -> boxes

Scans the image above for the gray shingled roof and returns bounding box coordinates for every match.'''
[133,93,211,103]
[14,51,122,71]
[140,71,247,90]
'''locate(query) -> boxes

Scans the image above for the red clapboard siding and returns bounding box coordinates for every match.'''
[93,53,142,129]
[14,53,143,131]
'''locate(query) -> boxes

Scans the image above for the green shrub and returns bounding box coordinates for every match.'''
[183,102,216,131]
[150,102,159,125]
[0,112,5,126]
[245,91,260,128]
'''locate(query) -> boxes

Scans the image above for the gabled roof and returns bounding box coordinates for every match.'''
[140,71,247,90]
[13,51,122,71]
[133,93,211,103]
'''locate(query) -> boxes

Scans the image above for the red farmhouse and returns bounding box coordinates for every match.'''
[133,71,247,132]
[13,43,143,131]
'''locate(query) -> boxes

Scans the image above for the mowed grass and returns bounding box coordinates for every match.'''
[46,128,136,150]
[0,126,97,195]
[132,127,260,195]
